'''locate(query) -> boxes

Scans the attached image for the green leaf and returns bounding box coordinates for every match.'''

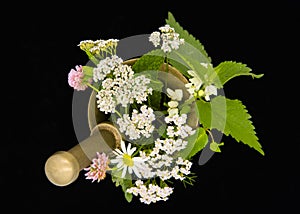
[166,42,222,88]
[197,96,227,130]
[188,58,222,88]
[132,53,165,111]
[111,174,133,203]
[180,105,191,115]
[121,179,133,203]
[210,141,224,152]
[188,128,209,159]
[157,124,167,136]
[167,42,211,78]
[132,50,164,73]
[196,96,264,155]
[148,80,164,111]
[166,12,211,63]
[179,127,208,159]
[82,66,94,83]
[124,191,133,203]
[82,65,94,76]
[214,61,264,86]
[134,68,164,111]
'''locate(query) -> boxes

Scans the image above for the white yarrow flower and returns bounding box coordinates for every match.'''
[117,106,155,140]
[149,24,184,53]
[93,55,123,82]
[126,180,174,204]
[149,31,161,47]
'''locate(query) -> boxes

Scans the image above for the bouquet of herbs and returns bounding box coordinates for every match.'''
[67,12,264,204]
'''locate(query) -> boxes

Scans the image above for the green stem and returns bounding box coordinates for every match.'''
[163,55,169,107]
[125,106,129,114]
[114,110,122,118]
[85,51,99,65]
[87,83,100,93]
[205,129,215,143]
[132,145,144,156]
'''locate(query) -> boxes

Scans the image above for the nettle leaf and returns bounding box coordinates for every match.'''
[167,42,211,78]
[210,142,224,153]
[163,39,221,88]
[166,12,211,63]
[188,58,222,88]
[188,128,208,159]
[132,51,165,111]
[167,47,223,90]
[214,61,264,86]
[147,76,164,104]
[132,49,164,73]
[179,127,208,159]
[197,95,227,130]
[196,96,264,155]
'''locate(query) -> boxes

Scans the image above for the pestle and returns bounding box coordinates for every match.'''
[44,122,122,187]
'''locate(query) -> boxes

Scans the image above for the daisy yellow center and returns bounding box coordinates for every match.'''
[123,154,134,167]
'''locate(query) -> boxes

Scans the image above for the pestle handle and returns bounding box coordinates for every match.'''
[44,122,122,187]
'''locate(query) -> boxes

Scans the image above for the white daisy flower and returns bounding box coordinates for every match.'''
[110,141,146,179]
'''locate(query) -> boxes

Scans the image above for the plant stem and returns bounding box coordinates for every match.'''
[206,129,215,142]
[163,55,169,108]
[114,110,122,118]
[87,83,100,92]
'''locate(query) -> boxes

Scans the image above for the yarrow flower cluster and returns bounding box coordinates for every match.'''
[62,12,264,205]
[149,24,184,53]
[117,105,156,140]
[138,88,194,181]
[78,39,119,57]
[93,55,153,114]
[127,180,173,204]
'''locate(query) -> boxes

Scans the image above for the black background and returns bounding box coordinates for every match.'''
[5,1,299,213]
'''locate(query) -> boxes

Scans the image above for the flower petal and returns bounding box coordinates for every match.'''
[128,166,133,174]
[122,166,127,178]
[132,166,141,178]
[110,158,121,164]
[116,161,124,169]
[127,143,132,154]
[114,148,123,156]
[121,141,126,153]
[128,146,136,156]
